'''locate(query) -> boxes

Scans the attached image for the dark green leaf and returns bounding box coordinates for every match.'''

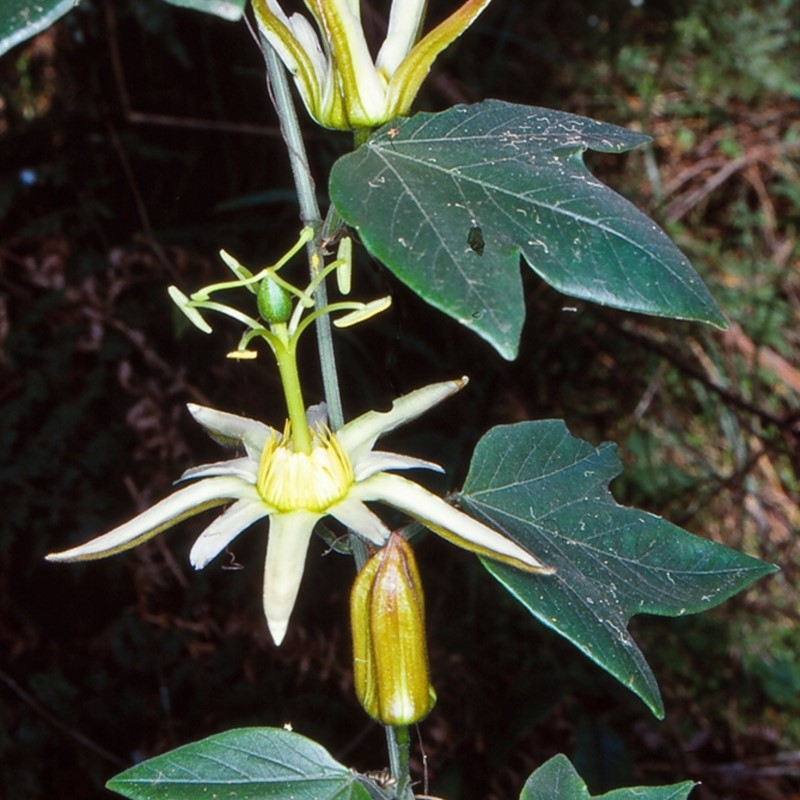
[520,754,696,800]
[458,421,776,716]
[330,100,726,359]
[106,727,373,799]
[159,0,247,20]
[0,0,75,57]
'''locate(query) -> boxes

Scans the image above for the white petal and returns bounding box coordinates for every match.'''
[355,472,554,574]
[339,377,468,466]
[264,0,291,19]
[262,510,320,645]
[179,456,258,484]
[309,0,388,124]
[189,497,271,569]
[329,497,391,545]
[353,450,443,482]
[376,0,428,77]
[187,403,275,461]
[254,0,324,120]
[258,0,306,64]
[342,0,361,22]
[288,11,328,84]
[46,476,254,562]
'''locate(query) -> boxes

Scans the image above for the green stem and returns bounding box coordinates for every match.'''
[353,128,373,149]
[387,725,412,799]
[259,33,413,800]
[259,35,344,431]
[272,333,311,453]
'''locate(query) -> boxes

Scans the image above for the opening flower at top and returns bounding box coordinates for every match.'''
[253,0,493,130]
[46,378,552,645]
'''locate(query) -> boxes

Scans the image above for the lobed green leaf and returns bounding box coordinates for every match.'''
[330,100,727,359]
[457,421,776,716]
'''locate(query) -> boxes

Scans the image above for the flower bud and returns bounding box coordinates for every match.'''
[351,531,436,725]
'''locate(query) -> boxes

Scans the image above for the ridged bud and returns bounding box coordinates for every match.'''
[351,531,436,725]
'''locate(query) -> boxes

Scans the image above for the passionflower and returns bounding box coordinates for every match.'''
[46,378,550,644]
[253,0,493,130]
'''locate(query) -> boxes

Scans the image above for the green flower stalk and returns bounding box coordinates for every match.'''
[253,0,493,130]
[46,378,552,645]
[351,531,435,725]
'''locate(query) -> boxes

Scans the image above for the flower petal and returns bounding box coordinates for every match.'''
[46,476,253,562]
[189,496,271,569]
[179,456,258,484]
[386,0,492,117]
[329,497,391,545]
[252,0,325,123]
[262,510,320,645]
[354,450,443,482]
[287,11,328,86]
[375,0,428,78]
[355,472,554,574]
[187,403,275,461]
[339,377,467,466]
[305,0,387,127]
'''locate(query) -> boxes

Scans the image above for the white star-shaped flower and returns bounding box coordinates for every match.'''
[47,378,550,644]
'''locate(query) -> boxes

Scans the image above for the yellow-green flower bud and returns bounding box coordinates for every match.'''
[257,275,292,325]
[351,531,436,725]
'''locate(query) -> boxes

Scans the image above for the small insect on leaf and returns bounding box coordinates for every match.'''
[467,225,485,256]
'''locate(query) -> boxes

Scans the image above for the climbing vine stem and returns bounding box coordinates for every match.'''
[258,32,411,798]
[258,32,344,431]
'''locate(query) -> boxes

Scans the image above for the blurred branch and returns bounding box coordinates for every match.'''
[0,666,126,768]
[662,131,800,223]
[104,0,281,138]
[606,315,800,438]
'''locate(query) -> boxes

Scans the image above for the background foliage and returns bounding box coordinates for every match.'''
[1,0,798,798]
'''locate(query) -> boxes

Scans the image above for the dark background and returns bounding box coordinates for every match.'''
[1,1,798,797]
